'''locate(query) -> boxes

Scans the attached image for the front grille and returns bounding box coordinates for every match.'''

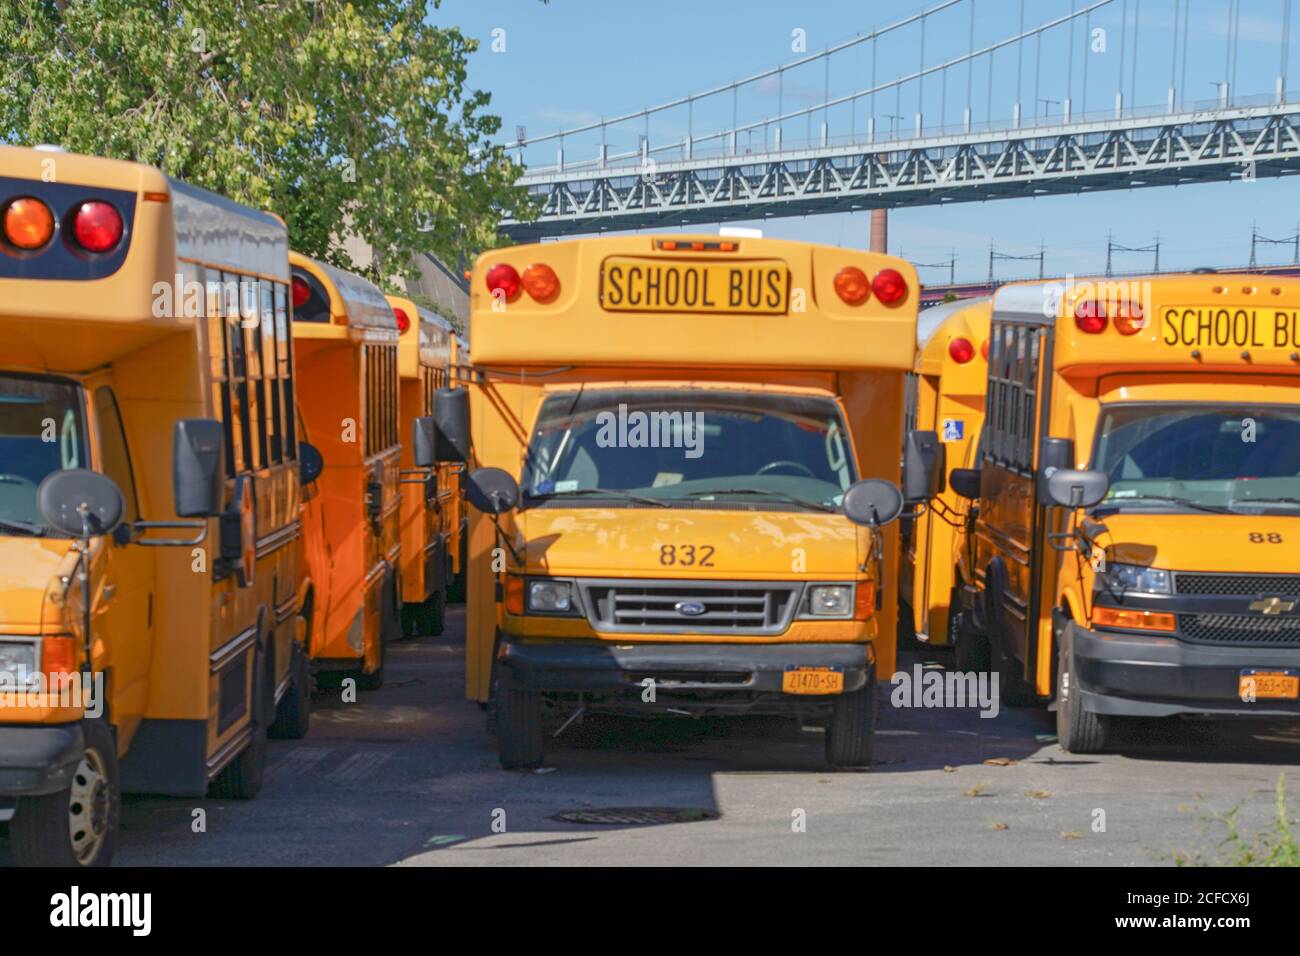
[1174,573,1300,597]
[625,670,753,686]
[580,580,801,635]
[1178,613,1300,647]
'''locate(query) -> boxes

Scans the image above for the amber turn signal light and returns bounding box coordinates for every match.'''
[834,266,871,305]
[3,196,55,250]
[1092,606,1175,632]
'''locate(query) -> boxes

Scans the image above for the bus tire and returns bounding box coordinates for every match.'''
[10,720,119,867]
[269,638,312,740]
[1056,626,1109,754]
[953,609,991,674]
[826,666,876,769]
[401,590,445,638]
[497,677,543,770]
[210,646,269,800]
[983,574,1036,707]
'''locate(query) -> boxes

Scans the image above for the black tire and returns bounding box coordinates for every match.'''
[984,585,1036,707]
[953,608,991,674]
[497,675,544,769]
[1056,625,1110,754]
[209,646,269,800]
[826,666,877,769]
[11,720,119,867]
[269,638,312,740]
[401,589,445,638]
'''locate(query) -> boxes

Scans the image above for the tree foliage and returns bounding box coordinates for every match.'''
[0,0,529,279]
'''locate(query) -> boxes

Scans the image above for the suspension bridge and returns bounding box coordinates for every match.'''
[499,0,1300,243]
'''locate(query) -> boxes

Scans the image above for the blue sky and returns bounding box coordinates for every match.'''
[434,0,1300,282]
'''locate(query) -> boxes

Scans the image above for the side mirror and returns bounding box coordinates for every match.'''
[1037,436,1074,500]
[37,470,125,538]
[902,429,945,502]
[1045,469,1110,509]
[299,441,324,485]
[412,415,437,468]
[842,479,904,527]
[173,418,224,518]
[949,467,982,500]
[433,388,470,463]
[467,467,519,515]
[219,474,257,587]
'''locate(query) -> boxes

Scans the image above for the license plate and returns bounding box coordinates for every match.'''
[1162,307,1300,352]
[1239,668,1300,700]
[601,257,789,315]
[782,666,844,695]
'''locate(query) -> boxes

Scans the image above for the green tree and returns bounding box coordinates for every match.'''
[0,0,530,279]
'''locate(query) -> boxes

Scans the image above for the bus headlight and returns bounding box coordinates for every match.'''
[527,579,578,615]
[1099,563,1171,595]
[802,585,853,617]
[0,641,38,689]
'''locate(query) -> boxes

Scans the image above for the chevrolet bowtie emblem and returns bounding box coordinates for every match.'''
[1249,597,1297,616]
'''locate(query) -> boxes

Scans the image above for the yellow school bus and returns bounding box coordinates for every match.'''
[388,293,457,634]
[452,234,928,769]
[900,297,991,662]
[290,253,402,689]
[0,146,311,866]
[952,273,1300,751]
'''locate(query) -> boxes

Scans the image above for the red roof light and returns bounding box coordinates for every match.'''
[871,268,908,304]
[71,200,123,253]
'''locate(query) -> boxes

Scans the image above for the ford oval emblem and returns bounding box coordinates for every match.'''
[674,601,707,617]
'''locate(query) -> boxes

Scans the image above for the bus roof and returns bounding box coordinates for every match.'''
[917,296,990,348]
[290,251,396,331]
[171,178,288,282]
[417,307,453,372]
[993,273,1300,374]
[469,234,918,372]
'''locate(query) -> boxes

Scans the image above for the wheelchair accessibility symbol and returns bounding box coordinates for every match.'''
[941,418,965,442]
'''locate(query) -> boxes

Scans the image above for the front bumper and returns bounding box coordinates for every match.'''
[498,636,874,695]
[1070,621,1300,718]
[0,722,86,796]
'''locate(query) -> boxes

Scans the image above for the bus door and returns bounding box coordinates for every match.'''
[88,379,157,742]
[976,317,1053,685]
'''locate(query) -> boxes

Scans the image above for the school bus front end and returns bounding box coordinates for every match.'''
[389,294,458,636]
[461,235,919,769]
[902,298,991,652]
[967,275,1300,753]
[0,146,310,866]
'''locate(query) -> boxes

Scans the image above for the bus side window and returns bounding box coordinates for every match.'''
[94,386,141,524]
[261,282,281,464]
[275,282,295,461]
[242,276,266,471]
[206,274,237,479]
[223,271,251,474]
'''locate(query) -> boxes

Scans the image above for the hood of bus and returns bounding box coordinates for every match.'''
[1100,513,1300,573]
[0,536,76,627]
[518,506,868,578]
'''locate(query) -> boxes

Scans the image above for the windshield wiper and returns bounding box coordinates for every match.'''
[1099,493,1233,515]
[680,487,837,513]
[527,487,670,508]
[0,518,46,536]
[1229,496,1300,508]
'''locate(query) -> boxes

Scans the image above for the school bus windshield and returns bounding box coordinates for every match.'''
[1092,402,1300,515]
[522,389,857,510]
[0,374,87,532]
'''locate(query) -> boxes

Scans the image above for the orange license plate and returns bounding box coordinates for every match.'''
[1239,669,1300,700]
[782,666,844,695]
